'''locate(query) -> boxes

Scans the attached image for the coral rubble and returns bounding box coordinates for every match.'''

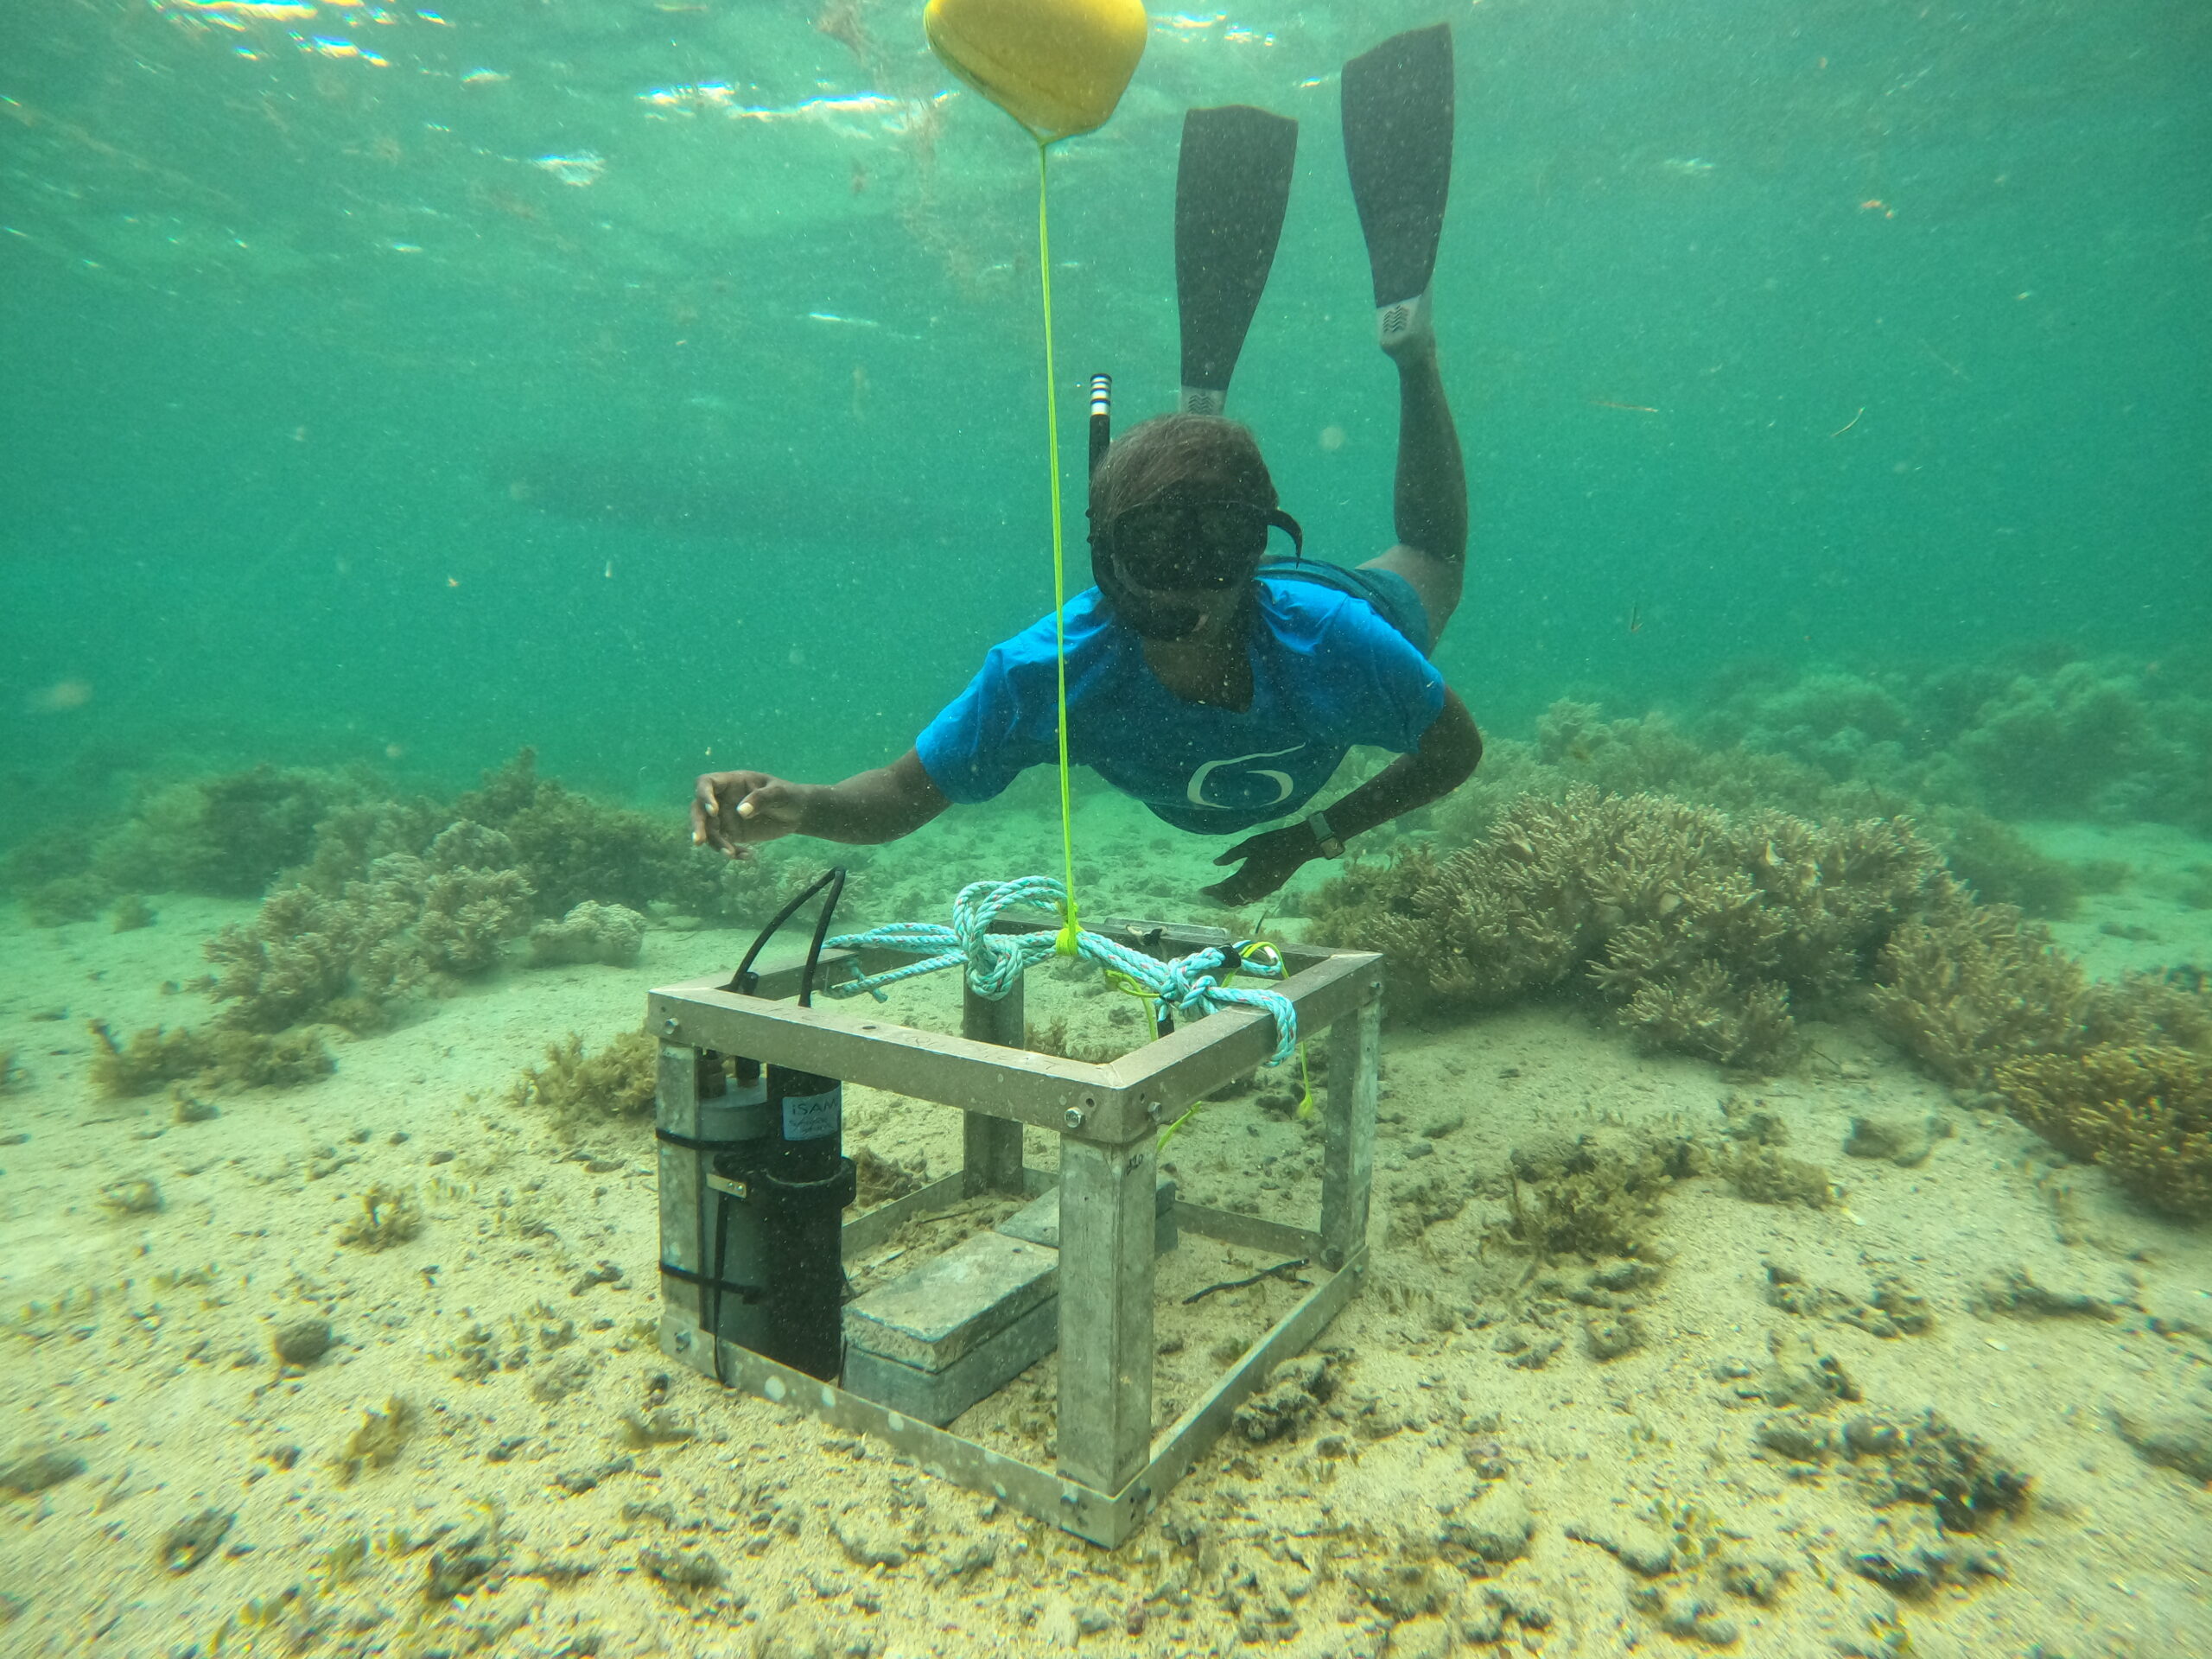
[1493,1133,1700,1262]
[337,1185,423,1251]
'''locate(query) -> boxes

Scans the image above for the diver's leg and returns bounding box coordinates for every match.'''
[1363,335,1466,639]
[1344,23,1465,642]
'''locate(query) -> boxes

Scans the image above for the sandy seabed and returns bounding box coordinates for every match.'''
[2,808,2209,1659]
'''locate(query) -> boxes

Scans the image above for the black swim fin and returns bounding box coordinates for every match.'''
[1174,104,1298,415]
[1342,22,1454,345]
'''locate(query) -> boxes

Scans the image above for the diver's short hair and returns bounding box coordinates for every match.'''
[1090,413,1278,524]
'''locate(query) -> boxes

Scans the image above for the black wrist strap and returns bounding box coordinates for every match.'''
[1305,809,1345,859]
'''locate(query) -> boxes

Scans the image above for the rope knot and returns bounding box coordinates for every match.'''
[952,877,1065,1001]
[821,878,1300,1065]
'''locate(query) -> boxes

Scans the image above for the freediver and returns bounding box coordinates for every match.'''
[691,26,1480,907]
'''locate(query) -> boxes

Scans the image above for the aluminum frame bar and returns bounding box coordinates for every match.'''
[651,920,1382,1548]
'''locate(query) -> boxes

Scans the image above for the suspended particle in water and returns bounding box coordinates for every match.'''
[1319,425,1346,453]
[28,680,92,713]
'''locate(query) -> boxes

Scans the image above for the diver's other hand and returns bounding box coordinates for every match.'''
[1199,826,1313,907]
[690,770,809,858]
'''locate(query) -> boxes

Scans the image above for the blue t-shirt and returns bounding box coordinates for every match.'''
[916,578,1446,835]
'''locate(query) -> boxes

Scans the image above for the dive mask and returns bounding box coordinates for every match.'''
[1099,498,1305,590]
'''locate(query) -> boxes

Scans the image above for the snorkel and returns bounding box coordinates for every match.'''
[1084,375,1211,643]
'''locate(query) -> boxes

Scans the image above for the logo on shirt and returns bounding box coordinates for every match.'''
[1186,744,1306,808]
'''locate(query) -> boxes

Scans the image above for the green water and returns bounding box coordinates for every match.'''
[2,0,2208,833]
[6,10,2212,1652]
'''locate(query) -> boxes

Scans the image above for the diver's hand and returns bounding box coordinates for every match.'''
[1200,826,1315,907]
[690,770,810,858]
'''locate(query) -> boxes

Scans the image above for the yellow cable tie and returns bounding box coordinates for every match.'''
[1156,1097,1204,1152]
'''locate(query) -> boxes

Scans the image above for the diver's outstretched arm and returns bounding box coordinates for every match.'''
[1200,688,1483,906]
[692,748,947,856]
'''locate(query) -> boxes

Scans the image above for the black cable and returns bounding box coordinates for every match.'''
[798,867,846,1009]
[709,1184,733,1387]
[723,866,845,995]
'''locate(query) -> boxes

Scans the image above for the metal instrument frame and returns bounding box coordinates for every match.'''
[651,916,1381,1548]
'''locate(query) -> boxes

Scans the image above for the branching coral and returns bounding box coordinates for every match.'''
[1624,963,1796,1069]
[90,1023,213,1097]
[457,749,721,918]
[713,851,862,928]
[528,901,648,968]
[90,765,372,898]
[1504,701,1913,834]
[1310,787,1947,1069]
[1993,1045,2212,1220]
[20,874,110,927]
[295,795,454,893]
[1308,704,2212,1220]
[200,822,532,1031]
[1930,807,2087,918]
[12,747,738,1038]
[1870,901,2212,1217]
[505,1029,658,1135]
[1952,661,2166,820]
[87,1020,332,1098]
[4,765,378,925]
[110,894,156,932]
[1686,653,2212,835]
[1864,898,2099,1091]
[412,868,536,979]
[1864,901,2208,1095]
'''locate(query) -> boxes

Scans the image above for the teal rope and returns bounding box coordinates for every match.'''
[823,877,1300,1067]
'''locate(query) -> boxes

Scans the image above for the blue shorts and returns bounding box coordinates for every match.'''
[1259,561,1433,657]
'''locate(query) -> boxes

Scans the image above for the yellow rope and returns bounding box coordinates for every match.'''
[1036,137,1081,956]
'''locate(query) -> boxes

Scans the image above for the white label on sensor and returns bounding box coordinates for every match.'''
[781,1087,841,1141]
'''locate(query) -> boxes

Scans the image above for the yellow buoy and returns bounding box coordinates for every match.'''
[922,0,1146,946]
[925,0,1148,143]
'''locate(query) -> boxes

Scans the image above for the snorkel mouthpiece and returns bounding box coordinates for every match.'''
[1090,537,1214,642]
